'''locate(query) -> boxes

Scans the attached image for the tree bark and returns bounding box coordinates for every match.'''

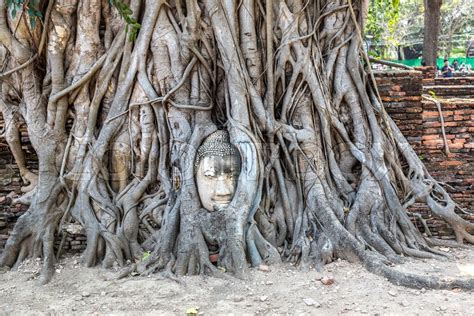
[422,0,443,65]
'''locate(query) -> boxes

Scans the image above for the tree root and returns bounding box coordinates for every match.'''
[1,0,473,289]
[362,251,474,290]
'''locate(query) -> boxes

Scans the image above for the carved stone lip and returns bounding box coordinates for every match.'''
[212,200,231,204]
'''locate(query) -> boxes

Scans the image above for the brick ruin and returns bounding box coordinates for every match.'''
[0,68,473,252]
[375,68,473,238]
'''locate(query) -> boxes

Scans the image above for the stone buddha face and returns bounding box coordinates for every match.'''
[195,130,241,212]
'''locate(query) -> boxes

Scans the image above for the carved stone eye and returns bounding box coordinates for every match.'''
[205,172,215,179]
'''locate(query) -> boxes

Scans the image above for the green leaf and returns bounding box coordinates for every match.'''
[141,251,151,261]
[186,308,199,316]
[110,0,141,42]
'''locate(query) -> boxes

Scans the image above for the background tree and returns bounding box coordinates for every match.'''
[366,0,473,61]
[422,0,443,65]
[0,0,473,288]
[439,0,473,57]
[365,0,400,58]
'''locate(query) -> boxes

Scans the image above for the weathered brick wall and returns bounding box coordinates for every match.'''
[423,85,474,98]
[375,69,474,238]
[375,70,424,150]
[0,117,86,252]
[0,124,33,249]
[421,99,474,213]
[431,77,474,86]
[415,66,474,98]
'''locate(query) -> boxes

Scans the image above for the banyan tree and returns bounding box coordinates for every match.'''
[0,0,473,287]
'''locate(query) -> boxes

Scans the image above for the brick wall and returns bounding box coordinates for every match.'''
[415,66,474,98]
[420,99,474,215]
[431,77,474,86]
[0,118,86,252]
[375,69,474,238]
[375,70,424,150]
[0,127,33,249]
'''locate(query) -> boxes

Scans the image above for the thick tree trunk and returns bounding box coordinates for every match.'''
[0,0,473,289]
[422,0,443,65]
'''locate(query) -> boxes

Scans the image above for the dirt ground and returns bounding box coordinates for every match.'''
[1,246,474,315]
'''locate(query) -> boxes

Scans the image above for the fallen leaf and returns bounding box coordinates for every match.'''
[209,254,219,263]
[320,277,335,285]
[258,264,270,272]
[457,263,474,277]
[186,307,199,316]
[303,298,321,307]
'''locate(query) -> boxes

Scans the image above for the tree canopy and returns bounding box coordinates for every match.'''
[365,0,473,59]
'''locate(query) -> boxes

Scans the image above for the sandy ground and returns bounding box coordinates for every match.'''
[1,246,474,315]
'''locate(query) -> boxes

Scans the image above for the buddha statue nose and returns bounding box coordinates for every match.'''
[214,177,233,197]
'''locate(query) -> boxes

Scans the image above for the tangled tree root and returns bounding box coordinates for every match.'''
[0,0,473,289]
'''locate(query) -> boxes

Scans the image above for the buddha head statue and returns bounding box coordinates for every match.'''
[195,130,241,212]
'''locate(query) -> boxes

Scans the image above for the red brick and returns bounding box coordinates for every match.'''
[423,139,445,145]
[449,143,465,149]
[424,122,442,128]
[423,111,440,118]
[455,109,474,115]
[439,160,465,167]
[424,128,440,134]
[444,122,459,127]
[421,135,440,141]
